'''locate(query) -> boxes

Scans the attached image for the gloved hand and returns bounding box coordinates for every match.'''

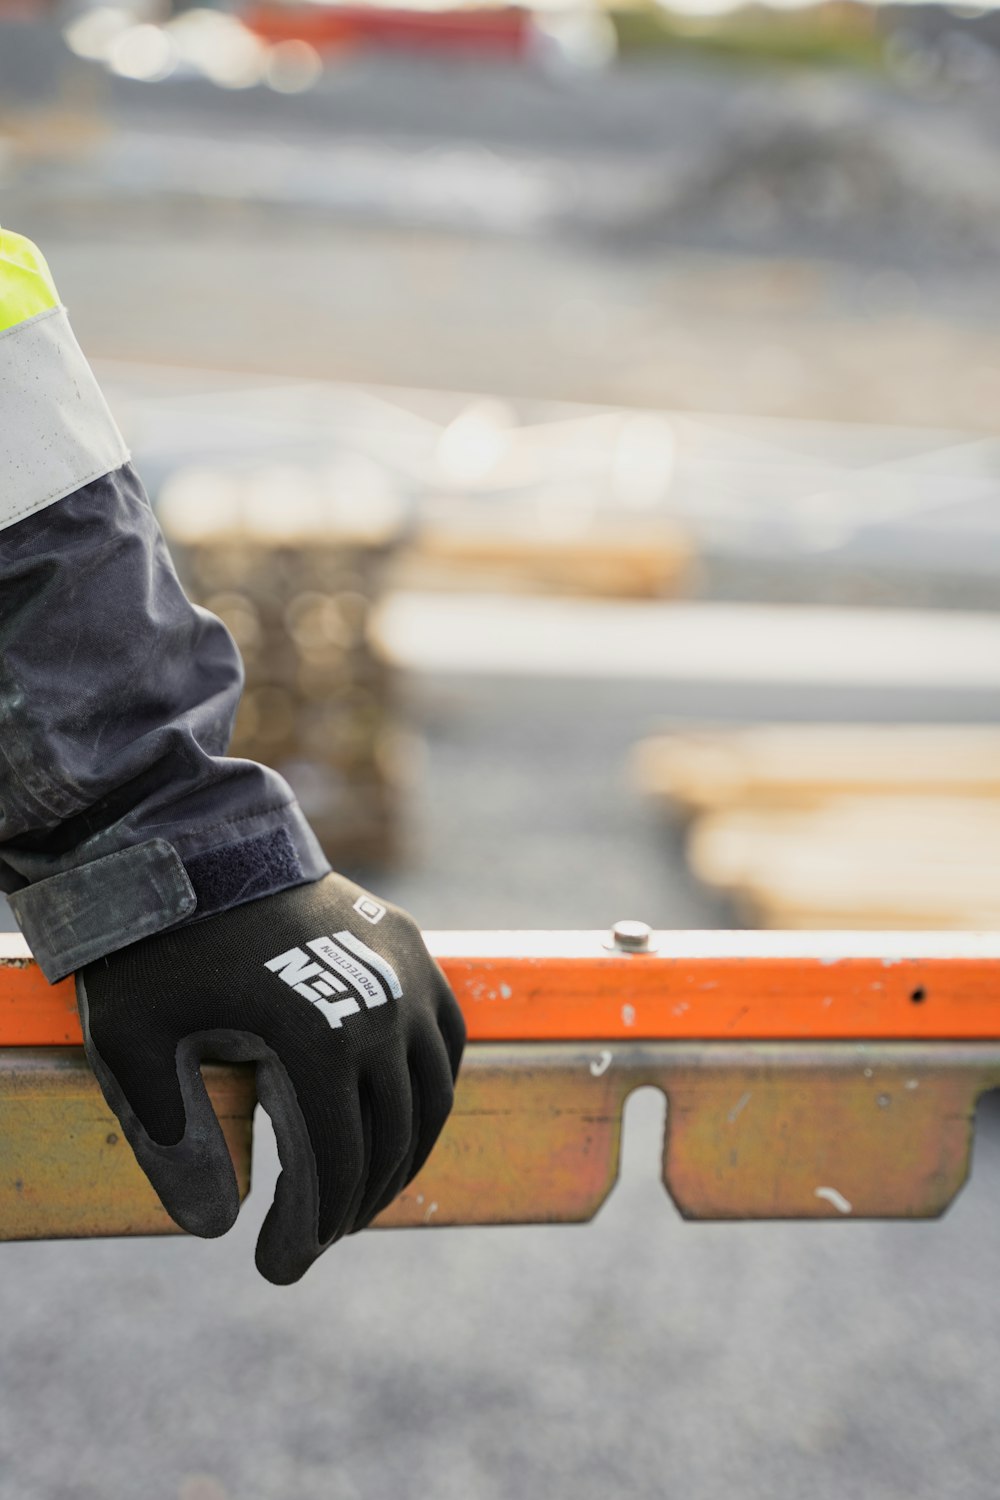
[75,873,465,1284]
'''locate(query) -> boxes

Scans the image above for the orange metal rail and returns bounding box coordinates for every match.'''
[3,931,1000,1047]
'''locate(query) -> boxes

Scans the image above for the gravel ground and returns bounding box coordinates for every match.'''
[2,673,1000,1500]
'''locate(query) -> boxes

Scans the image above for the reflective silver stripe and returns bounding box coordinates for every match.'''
[0,305,129,532]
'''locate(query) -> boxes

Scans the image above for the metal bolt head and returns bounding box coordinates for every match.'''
[609,919,654,953]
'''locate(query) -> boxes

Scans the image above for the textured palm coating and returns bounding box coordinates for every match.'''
[76,874,465,1284]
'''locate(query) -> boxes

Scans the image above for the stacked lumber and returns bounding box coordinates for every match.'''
[384,399,691,599]
[390,518,692,599]
[633,725,1000,928]
[158,465,409,868]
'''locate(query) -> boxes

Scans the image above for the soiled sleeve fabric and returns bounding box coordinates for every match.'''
[0,228,329,981]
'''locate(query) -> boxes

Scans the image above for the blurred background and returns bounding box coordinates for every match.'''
[3,0,1000,1494]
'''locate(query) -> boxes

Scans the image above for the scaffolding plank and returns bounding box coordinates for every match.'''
[687,798,1000,929]
[634,724,1000,816]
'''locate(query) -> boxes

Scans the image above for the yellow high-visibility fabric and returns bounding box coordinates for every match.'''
[0,228,128,529]
[0,228,60,335]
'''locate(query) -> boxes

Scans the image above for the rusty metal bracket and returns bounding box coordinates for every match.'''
[2,930,1000,1240]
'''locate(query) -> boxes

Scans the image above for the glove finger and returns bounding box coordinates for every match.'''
[253,1050,364,1286]
[360,1064,429,1226]
[76,974,241,1238]
[404,1026,457,1189]
[346,1066,413,1234]
[349,1023,457,1231]
[436,982,467,1081]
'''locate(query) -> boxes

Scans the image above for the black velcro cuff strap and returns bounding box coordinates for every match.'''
[184,827,304,919]
[9,839,197,983]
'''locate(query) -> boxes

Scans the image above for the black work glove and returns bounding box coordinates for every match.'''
[75,873,465,1284]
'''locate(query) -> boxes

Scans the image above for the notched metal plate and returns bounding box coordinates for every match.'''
[379,1041,1000,1227]
[3,1042,999,1240]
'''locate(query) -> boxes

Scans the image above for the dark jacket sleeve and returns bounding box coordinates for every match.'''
[0,230,328,981]
[0,462,330,982]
